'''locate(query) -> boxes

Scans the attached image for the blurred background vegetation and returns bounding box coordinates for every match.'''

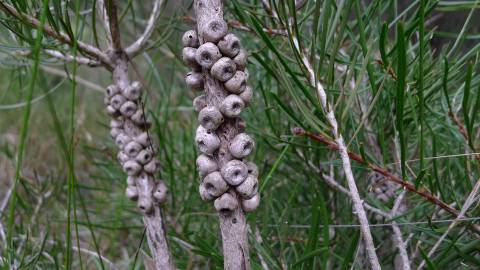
[1,0,480,269]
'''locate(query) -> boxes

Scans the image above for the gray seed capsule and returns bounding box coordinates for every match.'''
[233,49,247,70]
[123,160,142,176]
[244,161,259,176]
[137,197,153,214]
[110,94,126,109]
[117,151,129,164]
[115,133,132,149]
[185,71,204,90]
[202,19,228,43]
[235,174,258,199]
[131,109,146,125]
[220,160,248,186]
[199,182,215,201]
[110,119,123,129]
[136,149,153,165]
[153,181,168,203]
[214,193,238,212]
[144,158,160,174]
[104,95,110,106]
[135,132,150,147]
[119,101,137,117]
[225,71,247,93]
[182,47,201,70]
[195,42,222,69]
[239,85,253,105]
[182,30,199,48]
[220,94,245,117]
[196,154,219,177]
[210,57,237,82]
[106,84,119,97]
[110,127,122,138]
[125,185,139,201]
[241,193,260,212]
[193,95,207,113]
[195,126,221,155]
[106,105,119,116]
[124,81,143,100]
[198,106,224,130]
[203,171,228,197]
[229,133,254,158]
[124,141,143,157]
[218,33,241,57]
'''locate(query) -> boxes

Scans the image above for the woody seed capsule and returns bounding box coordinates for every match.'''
[235,174,258,199]
[125,185,139,200]
[182,47,201,70]
[124,141,143,157]
[219,94,245,117]
[195,126,221,155]
[106,84,119,97]
[244,161,259,176]
[193,95,207,113]
[196,154,219,177]
[106,105,118,116]
[202,19,228,43]
[182,30,200,48]
[198,106,224,130]
[115,133,132,149]
[239,85,253,105]
[233,49,247,70]
[241,193,260,212]
[210,57,237,82]
[153,181,168,203]
[124,81,143,100]
[123,160,142,176]
[117,151,129,164]
[220,159,248,186]
[144,158,160,174]
[119,101,137,117]
[203,171,228,197]
[137,197,154,214]
[224,71,247,94]
[199,182,215,201]
[110,127,122,138]
[185,71,204,90]
[195,42,222,69]
[136,149,153,165]
[229,133,255,158]
[135,132,150,147]
[110,94,126,109]
[218,34,241,57]
[214,193,238,212]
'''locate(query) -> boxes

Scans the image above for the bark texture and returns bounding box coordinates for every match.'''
[191,0,256,269]
[109,51,175,270]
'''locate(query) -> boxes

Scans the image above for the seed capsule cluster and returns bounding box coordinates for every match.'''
[182,26,260,213]
[104,82,167,214]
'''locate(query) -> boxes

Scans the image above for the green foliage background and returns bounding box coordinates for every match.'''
[0,0,480,269]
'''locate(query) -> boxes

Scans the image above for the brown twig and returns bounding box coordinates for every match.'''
[292,127,460,216]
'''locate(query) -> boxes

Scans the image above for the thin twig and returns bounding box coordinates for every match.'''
[38,66,104,93]
[0,2,112,68]
[289,22,381,269]
[14,49,102,67]
[293,127,461,217]
[417,178,480,270]
[125,0,164,57]
[390,192,411,270]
